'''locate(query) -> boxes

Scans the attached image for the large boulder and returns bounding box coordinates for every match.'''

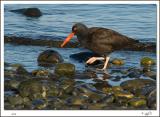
[11,8,42,17]
[37,50,63,67]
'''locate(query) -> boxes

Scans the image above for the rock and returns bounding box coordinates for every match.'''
[18,79,58,100]
[140,57,155,66]
[11,8,42,17]
[114,90,134,99]
[112,58,124,65]
[38,50,63,67]
[5,80,20,90]
[4,36,79,48]
[32,99,47,109]
[87,103,106,110]
[127,69,142,78]
[70,52,99,62]
[129,98,146,107]
[147,89,156,109]
[120,79,155,95]
[55,63,75,77]
[8,95,24,105]
[58,78,75,95]
[10,64,29,75]
[102,86,123,94]
[66,96,87,106]
[144,71,156,80]
[98,95,115,104]
[32,69,51,77]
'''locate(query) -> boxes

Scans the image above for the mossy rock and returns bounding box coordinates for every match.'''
[141,57,155,66]
[32,69,50,77]
[38,50,63,67]
[120,79,155,93]
[102,86,123,94]
[114,90,134,99]
[129,98,146,107]
[55,63,75,77]
[112,58,124,65]
[8,95,24,105]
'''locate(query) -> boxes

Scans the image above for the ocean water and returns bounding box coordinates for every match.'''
[4,4,157,72]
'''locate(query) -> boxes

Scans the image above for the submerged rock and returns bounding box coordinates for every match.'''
[37,50,63,67]
[11,8,42,17]
[55,63,75,77]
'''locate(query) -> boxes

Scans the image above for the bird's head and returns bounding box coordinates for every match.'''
[61,23,88,47]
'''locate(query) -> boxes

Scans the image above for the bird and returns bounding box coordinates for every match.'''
[61,23,139,70]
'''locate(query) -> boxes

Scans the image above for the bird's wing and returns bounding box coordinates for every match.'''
[88,27,137,52]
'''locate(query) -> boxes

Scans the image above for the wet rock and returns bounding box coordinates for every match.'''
[38,50,63,67]
[4,102,15,110]
[140,57,155,66]
[70,52,100,62]
[5,79,20,90]
[4,36,79,48]
[66,96,87,106]
[8,64,29,75]
[8,95,24,105]
[114,90,134,99]
[18,79,52,100]
[112,58,124,65]
[144,71,156,80]
[98,95,115,104]
[87,103,106,110]
[120,79,155,95]
[47,97,65,109]
[11,8,42,17]
[75,71,97,79]
[32,99,47,109]
[147,89,156,109]
[55,63,75,77]
[102,86,123,95]
[129,98,146,107]
[32,69,51,77]
[58,78,75,95]
[127,69,142,78]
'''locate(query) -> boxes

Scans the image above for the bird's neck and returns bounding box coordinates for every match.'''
[77,31,89,47]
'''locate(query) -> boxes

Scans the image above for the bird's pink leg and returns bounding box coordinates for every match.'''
[102,57,110,70]
[86,57,104,64]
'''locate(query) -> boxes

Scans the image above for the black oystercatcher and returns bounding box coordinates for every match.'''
[61,23,138,70]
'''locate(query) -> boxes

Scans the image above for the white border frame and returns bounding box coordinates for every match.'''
[1,1,159,116]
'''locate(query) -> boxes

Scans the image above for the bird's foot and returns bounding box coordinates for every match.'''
[86,57,104,64]
[86,57,98,64]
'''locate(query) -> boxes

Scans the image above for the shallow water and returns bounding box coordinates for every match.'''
[4,4,157,42]
[4,4,157,72]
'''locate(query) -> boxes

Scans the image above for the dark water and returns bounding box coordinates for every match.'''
[4,4,157,72]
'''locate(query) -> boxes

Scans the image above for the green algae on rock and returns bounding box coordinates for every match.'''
[129,98,146,107]
[55,63,75,77]
[140,57,155,66]
[112,58,124,65]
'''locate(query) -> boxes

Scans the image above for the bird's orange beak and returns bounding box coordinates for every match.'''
[60,32,75,47]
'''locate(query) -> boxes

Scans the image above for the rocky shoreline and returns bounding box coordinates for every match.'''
[4,36,156,52]
[4,49,156,110]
